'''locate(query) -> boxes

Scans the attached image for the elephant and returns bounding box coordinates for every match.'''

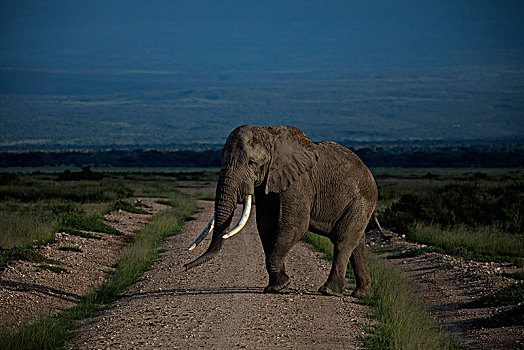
[185,125,378,297]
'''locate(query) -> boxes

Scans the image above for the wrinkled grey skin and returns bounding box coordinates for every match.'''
[185,125,377,297]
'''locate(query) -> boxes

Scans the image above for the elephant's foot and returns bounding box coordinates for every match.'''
[263,283,291,294]
[318,283,344,297]
[351,286,373,299]
[264,273,290,294]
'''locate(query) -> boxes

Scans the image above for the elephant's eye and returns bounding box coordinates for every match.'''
[248,159,257,166]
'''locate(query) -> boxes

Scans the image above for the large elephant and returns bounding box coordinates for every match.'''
[185,125,377,297]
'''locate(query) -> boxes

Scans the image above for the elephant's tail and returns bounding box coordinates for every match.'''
[372,212,390,239]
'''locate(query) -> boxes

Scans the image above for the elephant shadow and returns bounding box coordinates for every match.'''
[126,286,264,299]
[126,285,327,299]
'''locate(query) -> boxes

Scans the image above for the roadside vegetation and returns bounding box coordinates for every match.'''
[304,232,455,350]
[0,168,199,267]
[0,169,197,349]
[375,168,524,328]
[468,282,524,328]
[376,169,523,265]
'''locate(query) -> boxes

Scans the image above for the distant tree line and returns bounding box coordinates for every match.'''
[0,150,221,168]
[353,148,523,168]
[1,144,522,168]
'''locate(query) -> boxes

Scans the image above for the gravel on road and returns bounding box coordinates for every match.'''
[71,200,371,349]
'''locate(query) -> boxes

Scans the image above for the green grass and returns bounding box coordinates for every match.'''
[363,252,456,350]
[93,204,195,304]
[0,170,201,268]
[55,203,122,236]
[468,282,524,308]
[377,176,524,266]
[0,177,134,203]
[0,209,56,248]
[303,232,334,261]
[407,223,524,267]
[0,246,52,268]
[107,199,149,215]
[0,194,197,350]
[0,171,197,255]
[303,232,455,350]
[379,178,522,249]
[195,191,216,201]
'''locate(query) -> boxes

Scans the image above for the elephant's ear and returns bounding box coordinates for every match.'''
[264,126,319,194]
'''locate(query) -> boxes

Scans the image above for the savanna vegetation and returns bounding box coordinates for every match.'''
[0,168,201,267]
[374,168,524,330]
[1,167,522,348]
[376,169,523,266]
[0,168,197,349]
[1,139,523,168]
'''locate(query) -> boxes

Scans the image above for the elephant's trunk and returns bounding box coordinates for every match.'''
[184,170,238,270]
[222,195,251,239]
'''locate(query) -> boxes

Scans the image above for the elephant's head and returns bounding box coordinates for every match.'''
[184,125,318,270]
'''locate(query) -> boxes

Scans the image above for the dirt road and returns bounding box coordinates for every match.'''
[71,200,371,349]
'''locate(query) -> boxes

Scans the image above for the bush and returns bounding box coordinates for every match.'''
[56,167,104,181]
[0,173,19,185]
[0,246,51,268]
[382,182,523,234]
[53,201,121,235]
[108,200,149,215]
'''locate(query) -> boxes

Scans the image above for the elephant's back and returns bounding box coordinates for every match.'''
[315,141,368,172]
[313,141,378,205]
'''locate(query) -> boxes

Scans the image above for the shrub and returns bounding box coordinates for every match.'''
[56,167,104,181]
[108,200,149,215]
[0,246,51,268]
[53,201,121,235]
[381,182,523,234]
[468,282,524,308]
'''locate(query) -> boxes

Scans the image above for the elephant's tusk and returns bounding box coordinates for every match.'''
[222,195,252,239]
[188,215,215,251]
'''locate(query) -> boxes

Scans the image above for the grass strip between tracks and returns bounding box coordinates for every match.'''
[304,232,457,350]
[0,196,197,350]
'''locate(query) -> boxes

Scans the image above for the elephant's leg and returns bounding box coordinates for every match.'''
[258,193,310,294]
[255,192,290,293]
[319,207,369,297]
[263,234,294,293]
[318,238,355,296]
[349,237,372,298]
[258,219,293,293]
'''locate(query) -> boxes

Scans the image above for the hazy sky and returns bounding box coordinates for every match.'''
[1,0,523,72]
